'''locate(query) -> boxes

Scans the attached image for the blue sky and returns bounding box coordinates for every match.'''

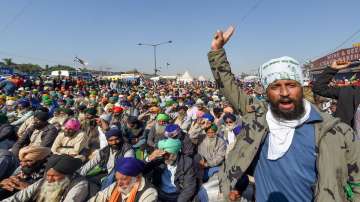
[0,0,359,77]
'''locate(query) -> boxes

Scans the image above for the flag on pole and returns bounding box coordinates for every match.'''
[74,56,88,66]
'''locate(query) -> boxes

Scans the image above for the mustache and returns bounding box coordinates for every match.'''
[277,97,295,103]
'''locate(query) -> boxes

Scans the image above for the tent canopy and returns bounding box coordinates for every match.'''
[198,75,206,81]
[178,71,193,83]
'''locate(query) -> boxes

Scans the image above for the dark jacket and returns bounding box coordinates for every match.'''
[0,123,16,142]
[11,124,58,157]
[312,67,360,127]
[144,154,197,202]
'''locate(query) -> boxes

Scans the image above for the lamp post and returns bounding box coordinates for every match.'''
[137,40,172,76]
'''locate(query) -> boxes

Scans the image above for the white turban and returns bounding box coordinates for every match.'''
[259,56,304,89]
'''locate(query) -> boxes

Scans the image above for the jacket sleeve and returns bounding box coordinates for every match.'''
[344,125,360,201]
[139,187,158,202]
[312,67,341,99]
[70,132,88,156]
[0,125,15,141]
[2,178,41,202]
[63,180,89,202]
[177,159,197,202]
[11,111,33,126]
[208,49,256,115]
[11,129,32,157]
[206,139,226,167]
[51,133,63,154]
[79,150,101,176]
[146,126,156,148]
[40,126,58,148]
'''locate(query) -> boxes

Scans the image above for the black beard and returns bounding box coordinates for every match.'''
[21,160,45,176]
[33,123,46,130]
[268,96,305,121]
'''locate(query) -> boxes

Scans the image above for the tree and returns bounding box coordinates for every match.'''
[2,58,14,66]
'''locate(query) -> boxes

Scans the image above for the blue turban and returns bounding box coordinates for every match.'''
[105,128,122,139]
[164,124,180,138]
[202,113,215,122]
[18,99,30,108]
[115,157,145,177]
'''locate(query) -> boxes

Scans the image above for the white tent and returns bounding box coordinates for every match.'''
[51,70,69,77]
[178,71,194,83]
[243,75,259,82]
[150,76,160,81]
[198,75,207,81]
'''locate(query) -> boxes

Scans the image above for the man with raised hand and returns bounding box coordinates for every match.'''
[208,26,360,201]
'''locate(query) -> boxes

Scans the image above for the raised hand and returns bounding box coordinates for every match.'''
[330,60,351,70]
[211,26,235,51]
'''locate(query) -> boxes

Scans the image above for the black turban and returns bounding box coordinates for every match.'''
[45,154,82,175]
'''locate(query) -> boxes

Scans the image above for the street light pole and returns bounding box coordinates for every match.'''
[137,40,172,76]
[153,46,157,75]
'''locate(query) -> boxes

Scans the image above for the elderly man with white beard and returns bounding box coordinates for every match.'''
[89,157,158,202]
[3,154,88,202]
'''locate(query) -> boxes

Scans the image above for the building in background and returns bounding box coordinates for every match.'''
[310,43,360,79]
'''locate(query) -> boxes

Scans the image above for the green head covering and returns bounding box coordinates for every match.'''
[42,95,50,100]
[208,124,218,132]
[90,91,97,95]
[85,108,97,116]
[0,113,8,124]
[157,138,182,154]
[43,99,53,106]
[32,89,39,94]
[156,113,170,122]
[165,100,177,107]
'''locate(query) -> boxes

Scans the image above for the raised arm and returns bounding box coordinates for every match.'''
[312,61,351,99]
[208,26,254,115]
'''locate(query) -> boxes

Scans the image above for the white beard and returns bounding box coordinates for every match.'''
[37,177,71,202]
[118,177,137,195]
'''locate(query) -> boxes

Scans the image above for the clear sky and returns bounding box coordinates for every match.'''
[0,0,359,78]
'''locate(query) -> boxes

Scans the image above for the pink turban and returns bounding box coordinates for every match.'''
[64,119,81,131]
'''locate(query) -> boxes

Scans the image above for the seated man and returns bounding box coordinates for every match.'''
[48,107,73,130]
[3,154,88,202]
[51,118,88,161]
[11,110,58,157]
[162,124,195,157]
[10,99,33,127]
[121,116,146,159]
[196,124,226,182]
[147,113,170,152]
[90,157,158,202]
[80,128,134,190]
[110,105,124,128]
[0,113,16,150]
[146,138,196,202]
[0,146,51,200]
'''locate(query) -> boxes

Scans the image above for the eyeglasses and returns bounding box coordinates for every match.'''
[225,121,234,124]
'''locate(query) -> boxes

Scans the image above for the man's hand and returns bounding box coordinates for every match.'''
[211,26,235,51]
[199,159,208,168]
[148,149,166,161]
[228,190,241,201]
[330,60,351,70]
[12,180,30,190]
